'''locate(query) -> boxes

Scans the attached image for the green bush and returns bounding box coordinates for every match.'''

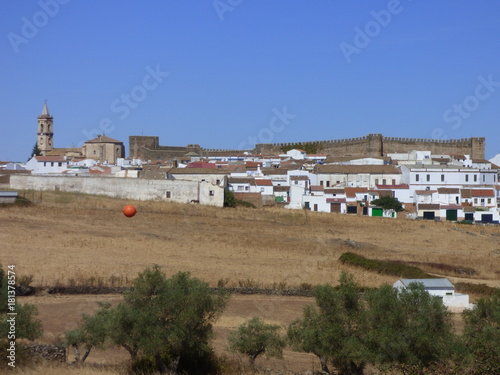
[339,252,435,279]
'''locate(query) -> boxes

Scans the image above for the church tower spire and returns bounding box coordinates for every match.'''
[37,101,54,155]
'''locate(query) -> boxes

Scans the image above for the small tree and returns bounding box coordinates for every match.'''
[461,292,500,374]
[288,273,369,375]
[29,142,42,160]
[64,302,112,364]
[371,195,404,212]
[228,317,286,369]
[287,306,331,373]
[224,189,236,207]
[119,267,229,373]
[365,283,455,374]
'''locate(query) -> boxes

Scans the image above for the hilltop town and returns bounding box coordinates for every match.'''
[2,103,500,224]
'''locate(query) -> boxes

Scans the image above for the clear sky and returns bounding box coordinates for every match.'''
[1,0,499,162]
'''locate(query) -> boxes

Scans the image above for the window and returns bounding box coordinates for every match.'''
[416,174,419,182]
[382,179,386,185]
[474,198,478,204]
[487,198,491,204]
[166,191,171,198]
[483,175,485,182]
[237,186,243,191]
[295,181,298,185]
[320,180,324,186]
[51,162,54,167]
[43,162,46,167]
[216,179,220,185]
[326,181,330,187]
[481,198,485,205]
[426,174,430,182]
[465,175,469,182]
[58,162,62,167]
[260,188,265,193]
[474,175,477,182]
[392,179,396,185]
[441,174,445,182]
[245,186,249,191]
[209,190,215,196]
[375,179,379,185]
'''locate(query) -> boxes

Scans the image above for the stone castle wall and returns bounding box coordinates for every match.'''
[256,134,485,159]
[129,134,485,160]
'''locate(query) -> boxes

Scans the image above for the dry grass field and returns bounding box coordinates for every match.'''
[1,190,500,374]
[2,190,499,289]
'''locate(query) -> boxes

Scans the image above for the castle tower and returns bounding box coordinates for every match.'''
[37,102,54,155]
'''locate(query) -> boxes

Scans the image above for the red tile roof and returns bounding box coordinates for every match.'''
[34,156,66,162]
[187,162,216,169]
[470,189,495,197]
[255,179,273,186]
[310,185,324,191]
[344,187,368,198]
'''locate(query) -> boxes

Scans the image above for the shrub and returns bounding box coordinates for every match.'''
[339,252,435,279]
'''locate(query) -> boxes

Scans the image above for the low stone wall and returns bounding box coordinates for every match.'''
[24,344,66,363]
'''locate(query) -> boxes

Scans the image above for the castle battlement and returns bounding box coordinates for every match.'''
[129,134,485,160]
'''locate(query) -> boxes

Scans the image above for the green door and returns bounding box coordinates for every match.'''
[372,208,383,217]
[446,209,457,221]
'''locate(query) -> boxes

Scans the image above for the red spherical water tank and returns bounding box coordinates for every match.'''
[122,205,137,218]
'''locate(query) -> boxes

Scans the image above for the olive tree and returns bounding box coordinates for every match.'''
[461,291,500,374]
[364,283,455,374]
[228,317,286,369]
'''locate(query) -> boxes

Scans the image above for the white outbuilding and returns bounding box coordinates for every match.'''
[393,278,473,312]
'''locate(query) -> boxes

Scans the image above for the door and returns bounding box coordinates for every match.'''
[423,211,435,220]
[330,203,341,213]
[372,208,383,217]
[314,204,318,212]
[464,213,474,221]
[481,214,493,223]
[446,209,457,221]
[347,206,357,214]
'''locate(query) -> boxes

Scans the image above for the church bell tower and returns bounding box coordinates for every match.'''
[37,102,54,155]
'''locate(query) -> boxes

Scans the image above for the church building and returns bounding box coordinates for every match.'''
[35,102,125,164]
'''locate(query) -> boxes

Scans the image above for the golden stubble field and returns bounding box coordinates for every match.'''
[1,191,500,373]
[1,191,499,289]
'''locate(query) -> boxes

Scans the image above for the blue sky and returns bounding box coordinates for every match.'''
[1,0,499,161]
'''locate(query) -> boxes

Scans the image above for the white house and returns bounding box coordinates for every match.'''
[25,156,69,174]
[228,177,257,193]
[393,278,472,312]
[255,179,274,195]
[315,164,402,189]
[401,165,498,192]
[284,149,306,160]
